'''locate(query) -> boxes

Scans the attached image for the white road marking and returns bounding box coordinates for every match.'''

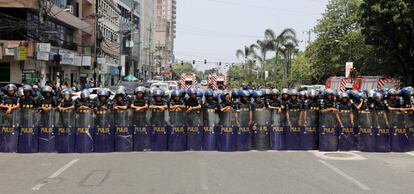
[199,159,209,190]
[406,152,414,157]
[319,160,371,191]
[31,159,79,190]
[313,151,367,161]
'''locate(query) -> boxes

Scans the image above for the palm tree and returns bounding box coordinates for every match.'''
[236,44,256,77]
[252,40,273,79]
[265,28,298,78]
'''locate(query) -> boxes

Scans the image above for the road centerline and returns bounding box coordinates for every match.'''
[318,160,371,191]
[31,159,80,191]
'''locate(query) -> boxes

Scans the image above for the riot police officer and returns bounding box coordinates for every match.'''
[113,88,129,111]
[251,90,270,150]
[20,85,38,110]
[185,88,202,114]
[0,84,20,114]
[58,89,75,112]
[281,88,290,105]
[38,86,57,113]
[149,89,168,124]
[318,89,339,151]
[130,86,148,112]
[285,89,302,127]
[169,90,186,111]
[75,89,94,111]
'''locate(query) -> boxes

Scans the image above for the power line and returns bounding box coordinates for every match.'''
[205,0,322,15]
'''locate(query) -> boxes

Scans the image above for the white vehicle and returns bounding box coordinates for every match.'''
[72,88,115,100]
[200,80,208,86]
[150,83,169,92]
[164,81,178,90]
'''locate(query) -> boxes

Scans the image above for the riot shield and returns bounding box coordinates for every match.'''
[270,109,286,150]
[337,110,357,151]
[38,109,57,152]
[167,109,187,151]
[389,111,408,152]
[203,109,218,151]
[217,110,237,151]
[0,109,20,152]
[186,109,203,151]
[300,109,318,150]
[373,110,391,152]
[133,109,152,151]
[319,111,338,151]
[405,111,414,151]
[357,110,375,152]
[18,108,39,153]
[150,109,168,151]
[252,108,270,150]
[236,108,252,151]
[75,109,94,153]
[94,109,114,152]
[114,109,133,152]
[56,109,76,153]
[286,109,301,150]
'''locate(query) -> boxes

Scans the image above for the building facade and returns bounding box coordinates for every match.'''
[116,0,140,78]
[139,0,155,80]
[0,0,94,86]
[154,0,176,77]
[96,0,121,86]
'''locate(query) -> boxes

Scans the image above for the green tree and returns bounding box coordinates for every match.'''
[264,28,298,79]
[171,63,195,80]
[360,0,414,85]
[306,0,378,83]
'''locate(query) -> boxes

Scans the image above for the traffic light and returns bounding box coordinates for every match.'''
[219,61,222,66]
[181,61,184,65]
[204,59,207,64]
[193,60,195,65]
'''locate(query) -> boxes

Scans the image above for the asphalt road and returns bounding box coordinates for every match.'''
[0,151,413,194]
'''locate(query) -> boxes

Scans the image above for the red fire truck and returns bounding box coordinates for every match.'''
[326,76,401,92]
[207,73,227,90]
[179,72,197,89]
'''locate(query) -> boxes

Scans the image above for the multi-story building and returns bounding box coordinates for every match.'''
[97,0,121,86]
[116,0,140,78]
[154,0,176,77]
[0,0,94,86]
[139,0,155,80]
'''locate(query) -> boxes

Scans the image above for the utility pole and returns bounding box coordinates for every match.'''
[130,0,135,77]
[93,0,100,87]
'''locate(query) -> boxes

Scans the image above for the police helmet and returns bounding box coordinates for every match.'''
[220,92,230,101]
[153,89,164,97]
[373,92,383,100]
[204,89,213,97]
[400,87,413,98]
[212,91,220,101]
[134,86,146,94]
[340,92,349,99]
[6,84,17,92]
[115,88,126,97]
[61,88,72,96]
[239,90,250,97]
[271,89,280,96]
[42,86,53,95]
[299,91,307,98]
[187,88,196,95]
[281,88,289,95]
[98,89,110,97]
[388,89,398,96]
[196,89,203,98]
[171,90,182,98]
[289,89,298,96]
[23,85,33,93]
[252,90,263,98]
[231,89,240,99]
[80,89,90,98]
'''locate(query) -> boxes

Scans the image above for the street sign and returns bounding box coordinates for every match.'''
[37,52,49,61]
[14,47,27,61]
[345,62,353,77]
[36,43,51,53]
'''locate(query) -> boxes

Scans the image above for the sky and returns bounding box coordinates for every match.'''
[174,0,329,71]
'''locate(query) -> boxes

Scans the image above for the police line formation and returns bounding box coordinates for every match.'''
[0,83,413,153]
